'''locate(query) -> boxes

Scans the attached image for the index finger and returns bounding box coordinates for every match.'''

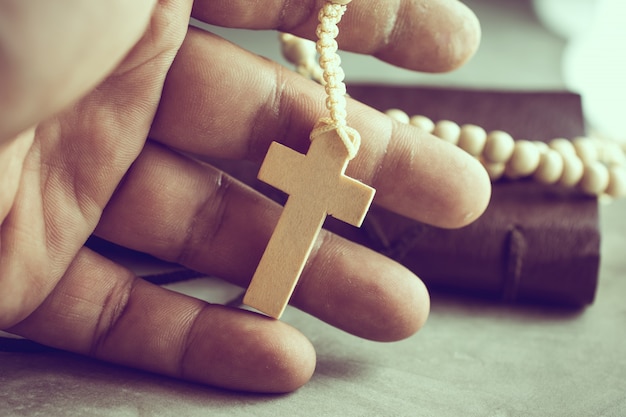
[191,0,481,73]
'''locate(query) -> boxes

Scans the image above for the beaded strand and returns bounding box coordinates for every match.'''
[386,109,626,198]
[279,32,626,199]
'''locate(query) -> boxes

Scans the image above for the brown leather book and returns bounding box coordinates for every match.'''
[346,85,600,307]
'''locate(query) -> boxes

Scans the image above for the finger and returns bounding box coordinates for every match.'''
[150,28,490,229]
[8,247,316,393]
[192,0,481,72]
[0,0,156,143]
[94,141,429,342]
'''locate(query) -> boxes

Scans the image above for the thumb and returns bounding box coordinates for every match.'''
[0,0,157,143]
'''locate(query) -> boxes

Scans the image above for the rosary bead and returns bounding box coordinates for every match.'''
[596,139,626,167]
[573,137,599,165]
[385,109,410,124]
[606,166,626,198]
[579,161,610,195]
[533,148,564,184]
[559,153,585,187]
[533,140,549,154]
[458,124,487,156]
[549,138,577,157]
[483,130,515,163]
[409,115,435,133]
[280,33,316,65]
[505,140,541,179]
[483,161,506,181]
[433,120,461,145]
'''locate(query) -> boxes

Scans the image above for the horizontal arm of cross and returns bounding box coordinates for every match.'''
[257,142,306,195]
[327,176,375,227]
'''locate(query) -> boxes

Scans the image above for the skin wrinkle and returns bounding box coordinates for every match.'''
[292,224,332,302]
[174,302,207,382]
[174,162,232,267]
[380,0,402,48]
[276,0,293,30]
[249,65,323,160]
[89,270,137,358]
[40,157,94,281]
[248,63,292,161]
[367,116,397,200]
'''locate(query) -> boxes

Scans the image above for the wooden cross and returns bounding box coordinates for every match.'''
[243,129,376,318]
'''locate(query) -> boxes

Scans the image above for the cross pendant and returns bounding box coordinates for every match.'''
[243,130,376,318]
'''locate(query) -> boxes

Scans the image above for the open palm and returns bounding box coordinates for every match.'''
[0,0,489,392]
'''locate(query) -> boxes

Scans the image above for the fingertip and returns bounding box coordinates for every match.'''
[420,0,482,73]
[363,262,431,343]
[440,148,492,228]
[250,315,317,393]
[296,237,431,343]
[183,306,316,393]
[373,0,482,73]
[366,121,491,231]
[435,0,482,73]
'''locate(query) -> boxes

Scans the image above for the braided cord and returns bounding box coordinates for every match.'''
[310,1,361,160]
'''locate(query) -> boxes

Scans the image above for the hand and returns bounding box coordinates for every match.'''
[0,0,488,393]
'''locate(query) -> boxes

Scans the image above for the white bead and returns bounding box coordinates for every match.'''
[280,34,316,65]
[483,130,515,163]
[596,139,626,166]
[606,166,626,198]
[505,140,541,179]
[533,140,549,154]
[385,109,410,124]
[533,149,564,184]
[559,154,585,187]
[579,161,610,195]
[483,161,506,181]
[458,124,487,156]
[433,120,461,145]
[549,138,577,157]
[573,137,599,164]
[409,115,435,133]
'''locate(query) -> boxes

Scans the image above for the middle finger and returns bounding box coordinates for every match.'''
[150,28,490,229]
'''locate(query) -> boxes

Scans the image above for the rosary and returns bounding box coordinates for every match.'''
[243,0,626,319]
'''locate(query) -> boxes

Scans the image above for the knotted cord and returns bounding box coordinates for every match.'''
[309,1,361,160]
